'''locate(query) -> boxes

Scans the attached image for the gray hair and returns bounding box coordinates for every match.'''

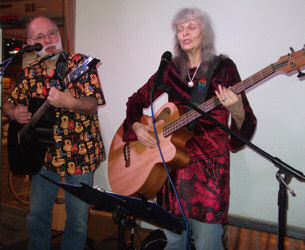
[172,8,216,80]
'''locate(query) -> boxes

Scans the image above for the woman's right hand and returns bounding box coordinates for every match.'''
[132,121,163,148]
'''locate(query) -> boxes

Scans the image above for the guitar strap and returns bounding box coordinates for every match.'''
[52,51,68,89]
[187,55,222,130]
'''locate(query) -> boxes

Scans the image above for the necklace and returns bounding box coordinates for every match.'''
[187,62,201,88]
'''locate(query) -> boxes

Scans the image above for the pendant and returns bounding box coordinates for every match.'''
[188,81,194,88]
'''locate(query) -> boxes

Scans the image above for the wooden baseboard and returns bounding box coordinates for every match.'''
[228,214,305,240]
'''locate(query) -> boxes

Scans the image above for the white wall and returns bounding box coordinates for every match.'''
[75,0,305,228]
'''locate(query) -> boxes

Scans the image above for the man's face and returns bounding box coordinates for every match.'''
[27,17,62,57]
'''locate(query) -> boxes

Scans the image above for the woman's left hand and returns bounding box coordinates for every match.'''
[215,84,245,129]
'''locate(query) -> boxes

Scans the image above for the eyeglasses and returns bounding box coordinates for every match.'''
[31,30,58,43]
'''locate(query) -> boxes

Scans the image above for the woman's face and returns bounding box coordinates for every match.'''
[177,18,203,55]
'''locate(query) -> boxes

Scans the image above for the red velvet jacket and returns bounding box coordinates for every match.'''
[122,57,256,223]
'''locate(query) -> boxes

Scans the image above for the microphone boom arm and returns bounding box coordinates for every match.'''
[158,82,305,181]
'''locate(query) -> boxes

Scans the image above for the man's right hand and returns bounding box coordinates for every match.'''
[4,103,32,124]
[12,104,32,124]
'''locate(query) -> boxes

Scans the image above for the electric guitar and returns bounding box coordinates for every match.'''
[8,55,100,175]
[108,47,305,199]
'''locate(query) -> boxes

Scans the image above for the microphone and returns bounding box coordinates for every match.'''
[0,43,43,70]
[17,43,43,55]
[151,51,172,93]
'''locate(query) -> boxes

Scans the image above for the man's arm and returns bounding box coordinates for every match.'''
[68,95,98,114]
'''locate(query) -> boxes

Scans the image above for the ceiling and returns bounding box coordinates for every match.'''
[0,0,64,30]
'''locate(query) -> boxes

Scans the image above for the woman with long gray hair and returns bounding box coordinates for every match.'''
[122,7,256,249]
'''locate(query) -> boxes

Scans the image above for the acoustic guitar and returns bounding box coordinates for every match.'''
[8,55,100,175]
[108,47,305,199]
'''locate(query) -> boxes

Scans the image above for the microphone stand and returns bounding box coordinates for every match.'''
[0,49,27,69]
[0,43,44,69]
[157,82,305,250]
[0,51,17,181]
[0,48,29,171]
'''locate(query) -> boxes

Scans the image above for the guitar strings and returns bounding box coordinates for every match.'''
[162,65,275,136]
[162,50,302,137]
[128,52,301,171]
[165,51,302,137]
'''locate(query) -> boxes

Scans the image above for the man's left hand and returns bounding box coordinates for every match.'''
[47,87,76,109]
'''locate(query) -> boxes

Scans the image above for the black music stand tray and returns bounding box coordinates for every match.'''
[40,174,185,250]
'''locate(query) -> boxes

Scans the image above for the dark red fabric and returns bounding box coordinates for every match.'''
[122,57,256,223]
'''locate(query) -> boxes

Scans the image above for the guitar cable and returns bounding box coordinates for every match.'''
[0,57,13,77]
[150,91,190,250]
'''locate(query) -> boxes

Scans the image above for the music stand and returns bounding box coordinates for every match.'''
[40,174,185,250]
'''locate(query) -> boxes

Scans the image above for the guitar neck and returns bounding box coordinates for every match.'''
[17,55,98,142]
[18,100,51,139]
[163,64,275,137]
[18,75,70,138]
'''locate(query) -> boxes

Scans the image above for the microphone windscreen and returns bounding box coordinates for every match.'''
[33,43,43,51]
[162,51,172,62]
[22,43,43,52]
[151,51,172,93]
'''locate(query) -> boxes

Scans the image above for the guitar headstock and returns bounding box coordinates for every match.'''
[87,56,101,68]
[273,46,305,77]
[69,56,101,82]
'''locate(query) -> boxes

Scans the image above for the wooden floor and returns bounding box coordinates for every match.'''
[225,225,305,250]
[3,133,304,249]
[1,202,305,249]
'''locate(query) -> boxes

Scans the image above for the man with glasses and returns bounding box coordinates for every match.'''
[3,16,106,250]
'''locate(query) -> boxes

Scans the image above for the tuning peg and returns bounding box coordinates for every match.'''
[288,47,295,58]
[297,69,305,78]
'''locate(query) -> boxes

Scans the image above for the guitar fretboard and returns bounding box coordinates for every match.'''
[18,74,70,139]
[162,63,281,137]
